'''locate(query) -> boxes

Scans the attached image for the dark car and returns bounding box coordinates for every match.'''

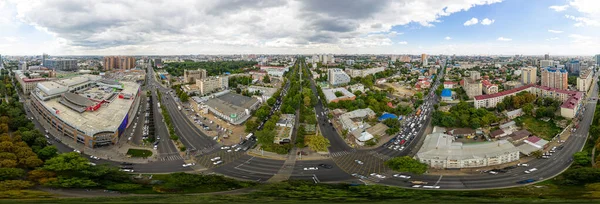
[516,179,536,184]
[318,164,333,169]
[121,162,134,165]
[120,166,133,169]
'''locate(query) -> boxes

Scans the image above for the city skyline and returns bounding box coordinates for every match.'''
[0,0,599,55]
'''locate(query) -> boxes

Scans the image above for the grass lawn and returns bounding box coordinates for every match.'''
[516,116,561,140]
[126,148,153,158]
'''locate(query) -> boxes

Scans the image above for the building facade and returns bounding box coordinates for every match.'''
[577,68,593,92]
[541,67,568,90]
[521,66,537,85]
[183,69,207,84]
[344,67,386,77]
[540,60,554,68]
[482,80,498,94]
[197,76,229,95]
[421,53,428,66]
[43,59,78,71]
[463,78,482,99]
[103,56,136,70]
[328,68,351,86]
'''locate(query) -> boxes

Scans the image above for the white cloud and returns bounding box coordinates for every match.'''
[549,5,569,12]
[3,37,19,42]
[547,29,564,33]
[444,36,452,40]
[497,37,512,41]
[463,17,479,26]
[2,0,507,55]
[565,14,600,27]
[569,0,600,16]
[546,37,559,41]
[397,41,408,45]
[480,18,495,25]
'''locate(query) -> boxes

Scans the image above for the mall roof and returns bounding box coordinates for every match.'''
[416,133,519,161]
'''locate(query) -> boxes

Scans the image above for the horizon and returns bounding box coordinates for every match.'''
[1,0,599,55]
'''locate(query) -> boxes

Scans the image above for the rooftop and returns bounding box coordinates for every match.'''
[37,80,139,136]
[441,89,452,97]
[205,92,259,118]
[416,133,519,161]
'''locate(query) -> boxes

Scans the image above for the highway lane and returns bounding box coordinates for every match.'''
[151,87,181,158]
[291,160,353,182]
[148,66,218,154]
[211,155,285,182]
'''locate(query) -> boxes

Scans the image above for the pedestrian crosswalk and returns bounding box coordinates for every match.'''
[329,149,357,157]
[160,154,183,161]
[368,151,392,161]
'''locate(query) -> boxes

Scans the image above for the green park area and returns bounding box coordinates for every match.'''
[126,149,153,158]
[515,115,561,140]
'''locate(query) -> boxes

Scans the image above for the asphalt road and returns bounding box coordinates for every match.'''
[210,155,285,182]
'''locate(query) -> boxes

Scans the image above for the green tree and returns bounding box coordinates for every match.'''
[523,103,534,116]
[267,97,276,107]
[0,180,34,191]
[263,75,271,83]
[43,152,91,172]
[304,134,330,152]
[531,150,543,158]
[36,145,58,161]
[573,151,591,166]
[0,168,25,181]
[244,119,258,133]
[256,129,275,146]
[385,156,428,175]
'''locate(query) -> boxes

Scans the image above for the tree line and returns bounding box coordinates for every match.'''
[164,61,257,77]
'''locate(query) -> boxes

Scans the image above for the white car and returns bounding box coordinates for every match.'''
[227,149,233,153]
[355,160,364,165]
[517,163,529,167]
[182,163,196,167]
[231,144,238,148]
[213,160,223,165]
[73,149,81,154]
[153,145,158,150]
[221,146,231,150]
[120,169,134,172]
[488,171,498,175]
[393,174,411,179]
[303,167,318,171]
[412,185,422,188]
[524,168,538,174]
[370,173,386,179]
[210,157,221,161]
[88,162,96,166]
[423,185,440,189]
[90,155,100,160]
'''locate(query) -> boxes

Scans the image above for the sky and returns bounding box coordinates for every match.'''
[0,0,599,56]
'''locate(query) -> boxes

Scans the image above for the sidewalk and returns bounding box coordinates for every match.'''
[28,100,157,164]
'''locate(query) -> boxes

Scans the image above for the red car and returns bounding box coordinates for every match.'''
[400,139,406,145]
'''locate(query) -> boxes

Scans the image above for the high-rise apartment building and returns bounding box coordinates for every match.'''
[328,68,351,86]
[197,76,228,95]
[596,54,600,66]
[469,71,481,81]
[0,54,3,68]
[184,69,207,83]
[42,53,48,66]
[103,56,136,70]
[540,60,554,67]
[544,54,549,60]
[567,60,581,74]
[421,54,428,66]
[521,66,537,85]
[577,68,593,92]
[44,59,78,71]
[541,67,568,90]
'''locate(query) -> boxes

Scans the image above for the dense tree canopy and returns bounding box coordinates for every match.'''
[385,156,428,175]
[432,101,499,129]
[305,134,330,152]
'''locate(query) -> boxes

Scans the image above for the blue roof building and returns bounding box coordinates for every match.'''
[441,89,452,101]
[378,113,398,121]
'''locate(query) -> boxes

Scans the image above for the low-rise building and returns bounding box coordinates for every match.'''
[345,67,386,78]
[505,108,523,119]
[441,89,452,101]
[482,80,498,94]
[577,68,594,92]
[274,114,294,144]
[204,91,260,125]
[347,84,365,93]
[247,85,277,102]
[14,70,55,95]
[339,108,375,132]
[443,81,457,89]
[416,133,520,169]
[323,87,356,103]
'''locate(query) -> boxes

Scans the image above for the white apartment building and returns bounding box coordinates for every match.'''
[196,76,229,95]
[540,60,554,67]
[328,68,351,86]
[416,133,520,169]
[577,68,594,92]
[344,67,386,78]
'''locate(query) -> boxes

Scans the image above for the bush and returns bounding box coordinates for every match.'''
[385,156,428,175]
[126,149,153,158]
[0,180,34,191]
[107,183,144,192]
[0,168,25,181]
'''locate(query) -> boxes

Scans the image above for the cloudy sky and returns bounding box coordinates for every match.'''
[0,0,599,56]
